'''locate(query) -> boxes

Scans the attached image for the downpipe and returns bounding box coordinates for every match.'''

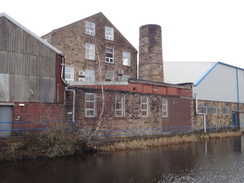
[65,87,76,123]
[61,55,66,84]
[195,93,207,133]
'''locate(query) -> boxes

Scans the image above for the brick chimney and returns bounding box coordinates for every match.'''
[139,24,164,82]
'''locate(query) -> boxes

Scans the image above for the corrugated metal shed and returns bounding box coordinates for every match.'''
[0,12,63,55]
[164,62,216,85]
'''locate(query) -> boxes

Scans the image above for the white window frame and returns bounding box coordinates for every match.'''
[85,21,95,36]
[141,96,149,117]
[118,75,131,82]
[208,106,217,114]
[85,43,95,60]
[199,106,207,114]
[65,66,74,81]
[115,95,125,117]
[105,48,114,63]
[105,26,114,41]
[85,70,95,82]
[123,51,131,66]
[105,71,114,81]
[162,97,168,117]
[85,93,96,117]
[222,106,229,114]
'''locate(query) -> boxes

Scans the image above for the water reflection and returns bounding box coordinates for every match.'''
[1,136,244,183]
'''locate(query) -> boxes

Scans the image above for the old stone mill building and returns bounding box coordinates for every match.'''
[1,12,244,137]
[42,12,192,137]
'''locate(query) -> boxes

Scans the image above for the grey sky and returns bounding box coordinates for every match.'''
[1,0,244,68]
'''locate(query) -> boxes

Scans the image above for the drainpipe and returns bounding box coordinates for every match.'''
[236,68,240,111]
[195,93,207,133]
[65,87,76,123]
[61,55,66,84]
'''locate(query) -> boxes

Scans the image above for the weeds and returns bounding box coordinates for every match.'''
[97,131,242,152]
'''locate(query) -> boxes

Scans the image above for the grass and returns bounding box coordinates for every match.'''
[96,131,243,152]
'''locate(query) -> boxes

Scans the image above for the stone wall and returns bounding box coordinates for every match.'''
[192,100,240,129]
[42,13,137,81]
[64,88,192,137]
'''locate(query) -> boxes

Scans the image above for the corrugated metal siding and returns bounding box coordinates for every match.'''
[0,16,58,103]
[164,62,215,84]
[194,64,238,102]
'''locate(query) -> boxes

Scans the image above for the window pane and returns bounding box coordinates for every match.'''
[141,97,147,103]
[116,103,122,110]
[85,93,96,117]
[105,48,114,63]
[105,26,114,40]
[123,51,130,66]
[116,111,122,116]
[142,104,147,110]
[162,97,168,117]
[142,111,147,116]
[85,43,95,60]
[85,94,95,101]
[85,21,95,36]
[86,110,95,116]
[115,95,124,117]
[65,66,74,81]
[85,70,95,81]
[86,102,94,109]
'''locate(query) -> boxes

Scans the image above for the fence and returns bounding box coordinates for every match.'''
[0,120,74,137]
[81,124,238,139]
[0,120,239,138]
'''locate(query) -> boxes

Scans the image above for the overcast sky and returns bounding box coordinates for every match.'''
[1,0,244,68]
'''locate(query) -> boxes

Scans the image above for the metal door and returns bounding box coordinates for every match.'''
[0,106,12,137]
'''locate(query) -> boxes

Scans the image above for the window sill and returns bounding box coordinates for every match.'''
[105,62,114,64]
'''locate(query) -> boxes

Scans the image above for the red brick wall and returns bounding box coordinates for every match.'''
[12,103,64,130]
[163,97,192,131]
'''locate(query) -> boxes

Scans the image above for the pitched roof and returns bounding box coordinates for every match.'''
[42,12,137,52]
[164,62,217,86]
[0,12,63,55]
[164,61,244,86]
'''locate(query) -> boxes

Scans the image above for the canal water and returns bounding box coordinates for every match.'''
[1,136,244,183]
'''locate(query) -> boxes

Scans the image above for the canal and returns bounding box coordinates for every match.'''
[1,136,244,183]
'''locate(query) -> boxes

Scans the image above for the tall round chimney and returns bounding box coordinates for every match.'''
[139,24,164,82]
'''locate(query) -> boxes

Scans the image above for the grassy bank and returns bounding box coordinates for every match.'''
[0,128,86,162]
[96,131,243,152]
[0,130,242,162]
